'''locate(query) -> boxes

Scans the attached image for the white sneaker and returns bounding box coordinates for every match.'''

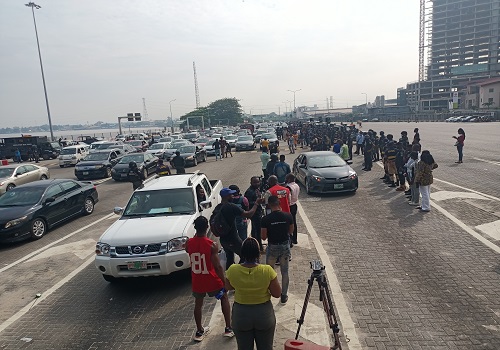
[194,326,210,342]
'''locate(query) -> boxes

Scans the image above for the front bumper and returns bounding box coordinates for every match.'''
[0,222,31,243]
[236,144,255,150]
[59,159,78,166]
[308,178,358,193]
[95,250,190,278]
[75,167,107,179]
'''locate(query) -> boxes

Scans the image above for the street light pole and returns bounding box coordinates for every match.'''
[26,2,54,141]
[287,89,301,118]
[169,99,176,133]
[361,93,368,115]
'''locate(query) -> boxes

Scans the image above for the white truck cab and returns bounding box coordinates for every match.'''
[59,144,89,167]
[95,171,222,282]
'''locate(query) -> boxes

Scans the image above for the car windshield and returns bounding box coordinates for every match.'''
[158,137,172,143]
[184,133,197,139]
[197,137,210,143]
[119,155,144,164]
[149,143,166,150]
[128,141,143,146]
[238,136,253,141]
[60,148,76,155]
[179,145,196,153]
[172,141,188,148]
[0,187,45,207]
[82,153,109,161]
[262,133,276,139]
[94,143,116,149]
[0,168,15,178]
[123,189,195,216]
[226,135,237,140]
[308,155,346,168]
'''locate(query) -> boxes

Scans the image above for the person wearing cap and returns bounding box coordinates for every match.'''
[156,158,171,176]
[215,187,264,270]
[229,185,250,242]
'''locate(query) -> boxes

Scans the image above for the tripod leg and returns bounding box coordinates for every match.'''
[295,276,314,340]
[318,277,342,350]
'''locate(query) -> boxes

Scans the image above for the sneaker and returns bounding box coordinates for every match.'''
[275,260,280,266]
[280,295,288,304]
[224,327,234,338]
[194,327,210,342]
[409,202,419,206]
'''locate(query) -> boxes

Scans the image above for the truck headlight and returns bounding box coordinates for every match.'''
[95,242,111,256]
[4,216,28,229]
[94,165,104,169]
[166,237,188,252]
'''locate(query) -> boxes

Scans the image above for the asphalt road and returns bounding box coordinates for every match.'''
[0,122,499,350]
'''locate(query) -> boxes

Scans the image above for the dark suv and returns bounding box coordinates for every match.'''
[75,149,123,180]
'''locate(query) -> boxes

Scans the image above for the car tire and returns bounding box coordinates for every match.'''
[102,274,118,283]
[305,178,313,195]
[30,218,47,240]
[6,183,15,191]
[40,175,48,180]
[105,167,112,178]
[59,165,64,168]
[83,197,95,215]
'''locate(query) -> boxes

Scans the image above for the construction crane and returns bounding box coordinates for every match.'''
[193,61,200,108]
[142,98,149,121]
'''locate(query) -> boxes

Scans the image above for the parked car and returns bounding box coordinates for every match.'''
[177,145,207,166]
[59,144,89,168]
[0,179,98,243]
[183,132,199,143]
[0,164,50,195]
[112,143,136,154]
[126,140,149,152]
[195,137,211,148]
[111,153,158,181]
[74,149,123,180]
[89,141,123,152]
[293,151,358,194]
[95,172,223,282]
[225,135,238,148]
[158,137,174,143]
[145,142,172,159]
[235,135,255,151]
[203,139,217,156]
[170,139,191,150]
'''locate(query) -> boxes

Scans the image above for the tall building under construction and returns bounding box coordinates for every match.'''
[406,0,500,111]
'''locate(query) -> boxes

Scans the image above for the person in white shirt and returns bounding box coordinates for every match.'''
[285,173,300,246]
[406,151,419,206]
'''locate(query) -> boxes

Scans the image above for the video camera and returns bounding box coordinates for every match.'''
[310,260,324,273]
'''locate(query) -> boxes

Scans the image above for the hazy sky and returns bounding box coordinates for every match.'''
[0,0,419,127]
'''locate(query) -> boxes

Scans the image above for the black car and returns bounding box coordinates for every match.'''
[111,153,158,181]
[293,151,358,194]
[75,149,123,180]
[0,179,98,243]
[177,145,207,167]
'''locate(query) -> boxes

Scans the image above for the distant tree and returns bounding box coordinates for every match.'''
[180,98,243,128]
[482,101,495,109]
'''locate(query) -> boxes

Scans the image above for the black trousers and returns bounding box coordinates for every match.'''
[364,152,372,170]
[250,216,263,250]
[290,204,298,244]
[221,236,242,270]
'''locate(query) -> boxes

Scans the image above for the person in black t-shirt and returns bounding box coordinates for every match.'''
[261,195,294,305]
[216,188,263,270]
[171,151,186,174]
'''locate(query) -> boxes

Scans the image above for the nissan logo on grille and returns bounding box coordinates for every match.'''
[132,246,144,254]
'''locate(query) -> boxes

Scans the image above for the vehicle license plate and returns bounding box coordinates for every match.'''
[121,173,127,177]
[83,171,89,175]
[64,161,71,164]
[127,261,147,270]
[334,184,344,189]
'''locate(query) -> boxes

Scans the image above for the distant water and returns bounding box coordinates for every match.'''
[0,127,166,140]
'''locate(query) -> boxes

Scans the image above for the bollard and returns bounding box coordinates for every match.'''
[1,159,9,166]
[284,339,330,350]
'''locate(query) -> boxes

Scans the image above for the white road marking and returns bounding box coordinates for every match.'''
[476,220,500,241]
[93,178,112,185]
[296,201,362,350]
[433,178,500,202]
[473,157,500,166]
[0,255,95,334]
[24,238,97,263]
[0,213,115,274]
[431,191,489,201]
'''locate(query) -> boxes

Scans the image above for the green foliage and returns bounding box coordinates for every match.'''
[180,98,243,127]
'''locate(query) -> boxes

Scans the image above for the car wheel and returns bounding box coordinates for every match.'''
[42,154,50,160]
[194,158,198,166]
[105,167,112,178]
[30,218,47,240]
[59,165,64,168]
[305,178,312,195]
[6,183,15,191]
[83,197,95,215]
[102,274,118,283]
[40,175,48,180]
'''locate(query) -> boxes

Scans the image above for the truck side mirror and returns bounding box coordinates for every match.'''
[199,200,212,210]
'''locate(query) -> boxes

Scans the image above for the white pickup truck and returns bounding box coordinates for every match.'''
[95,171,222,282]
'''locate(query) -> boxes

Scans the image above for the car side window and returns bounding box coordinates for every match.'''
[45,184,64,199]
[301,156,307,165]
[25,165,37,172]
[110,152,117,159]
[201,178,212,197]
[15,166,26,175]
[60,181,81,194]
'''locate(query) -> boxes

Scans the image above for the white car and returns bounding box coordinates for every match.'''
[59,145,89,167]
[145,142,172,159]
[95,171,223,282]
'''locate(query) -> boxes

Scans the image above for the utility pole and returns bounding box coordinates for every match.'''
[142,98,149,120]
[169,99,176,133]
[193,61,200,108]
[361,93,368,114]
[287,89,301,118]
[25,2,54,141]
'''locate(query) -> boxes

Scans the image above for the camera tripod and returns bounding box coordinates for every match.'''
[295,261,342,350]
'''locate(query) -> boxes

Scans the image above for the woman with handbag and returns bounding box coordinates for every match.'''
[452,128,465,163]
[414,150,438,212]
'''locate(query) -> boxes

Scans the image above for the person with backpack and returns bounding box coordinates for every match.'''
[211,188,264,270]
[186,216,234,342]
[229,185,250,242]
[273,155,291,185]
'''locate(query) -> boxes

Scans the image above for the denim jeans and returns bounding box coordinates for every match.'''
[236,221,248,242]
[215,149,221,160]
[266,241,290,296]
[457,144,463,162]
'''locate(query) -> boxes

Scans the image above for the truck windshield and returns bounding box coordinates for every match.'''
[123,189,195,216]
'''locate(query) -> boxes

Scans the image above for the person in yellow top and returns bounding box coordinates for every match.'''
[225,237,281,350]
[260,138,270,151]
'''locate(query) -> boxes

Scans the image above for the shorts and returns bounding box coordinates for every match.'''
[387,161,397,174]
[192,288,223,298]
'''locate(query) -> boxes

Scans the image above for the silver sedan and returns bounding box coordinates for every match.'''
[0,164,50,195]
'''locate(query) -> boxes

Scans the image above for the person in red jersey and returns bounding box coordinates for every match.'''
[264,175,291,213]
[186,216,234,342]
